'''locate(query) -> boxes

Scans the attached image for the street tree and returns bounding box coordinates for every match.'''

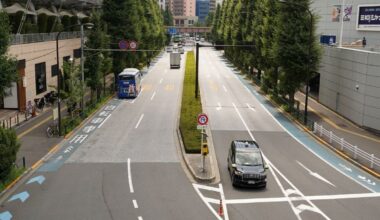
[85,10,112,102]
[273,0,321,103]
[0,12,18,99]
[62,61,83,117]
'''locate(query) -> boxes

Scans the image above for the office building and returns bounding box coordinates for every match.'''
[196,0,210,23]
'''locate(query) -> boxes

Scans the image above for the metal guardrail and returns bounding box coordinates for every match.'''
[313,122,380,170]
[10,32,81,45]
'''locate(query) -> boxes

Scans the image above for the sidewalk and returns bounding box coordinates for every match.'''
[294,92,380,175]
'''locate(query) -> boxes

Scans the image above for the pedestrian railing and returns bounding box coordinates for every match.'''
[10,31,81,45]
[313,122,380,171]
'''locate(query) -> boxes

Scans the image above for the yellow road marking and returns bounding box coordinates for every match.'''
[142,84,152,91]
[17,115,52,138]
[164,84,174,91]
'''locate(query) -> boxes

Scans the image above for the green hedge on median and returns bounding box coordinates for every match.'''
[179,51,202,153]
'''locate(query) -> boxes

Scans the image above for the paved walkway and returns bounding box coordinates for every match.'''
[295,92,380,174]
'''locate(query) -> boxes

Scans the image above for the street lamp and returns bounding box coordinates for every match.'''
[56,22,93,136]
[278,0,313,125]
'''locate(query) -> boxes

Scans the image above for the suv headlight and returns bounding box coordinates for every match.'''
[234,170,243,175]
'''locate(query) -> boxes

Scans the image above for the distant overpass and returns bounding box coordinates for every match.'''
[165,26,211,34]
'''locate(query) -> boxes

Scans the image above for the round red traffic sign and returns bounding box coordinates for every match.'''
[129,41,138,50]
[198,113,208,125]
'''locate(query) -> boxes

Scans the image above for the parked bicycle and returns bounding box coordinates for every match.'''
[44,91,58,107]
[34,97,46,112]
[46,120,59,138]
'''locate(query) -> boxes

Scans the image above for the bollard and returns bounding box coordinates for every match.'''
[17,113,19,125]
[320,125,323,137]
[9,117,12,128]
[340,138,344,151]
[313,122,317,133]
[370,154,374,169]
[22,157,26,168]
[329,131,333,143]
[354,146,358,159]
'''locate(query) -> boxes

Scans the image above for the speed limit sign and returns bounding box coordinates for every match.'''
[129,41,138,50]
[197,113,208,126]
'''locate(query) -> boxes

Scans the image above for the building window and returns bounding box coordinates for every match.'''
[35,62,47,95]
[51,64,58,77]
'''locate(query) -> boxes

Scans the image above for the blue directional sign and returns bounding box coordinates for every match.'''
[27,175,45,185]
[0,211,12,220]
[168,27,177,35]
[8,191,29,203]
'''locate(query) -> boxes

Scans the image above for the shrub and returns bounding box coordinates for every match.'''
[0,127,20,181]
[179,51,202,153]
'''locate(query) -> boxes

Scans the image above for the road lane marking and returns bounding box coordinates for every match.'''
[246,103,256,112]
[233,102,329,219]
[224,192,380,204]
[165,69,168,73]
[219,184,229,220]
[232,103,255,140]
[98,114,112,128]
[259,103,376,193]
[223,85,228,92]
[135,114,144,129]
[8,191,29,203]
[128,158,134,193]
[159,78,163,84]
[151,91,156,100]
[69,135,88,144]
[216,102,222,111]
[339,163,352,172]
[133,200,138,209]
[193,183,221,192]
[193,184,223,220]
[138,217,143,220]
[297,161,336,187]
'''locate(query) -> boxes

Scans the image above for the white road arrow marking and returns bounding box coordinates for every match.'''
[295,204,320,215]
[246,103,256,112]
[339,163,352,172]
[216,102,222,111]
[285,189,300,196]
[297,161,336,187]
[358,175,376,186]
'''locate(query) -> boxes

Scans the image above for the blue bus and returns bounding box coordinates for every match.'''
[118,68,142,98]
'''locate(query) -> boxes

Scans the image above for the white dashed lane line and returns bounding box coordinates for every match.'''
[135,114,144,129]
[127,158,134,193]
[151,91,156,101]
[133,199,139,209]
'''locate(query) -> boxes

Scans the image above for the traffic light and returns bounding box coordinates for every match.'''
[201,143,209,156]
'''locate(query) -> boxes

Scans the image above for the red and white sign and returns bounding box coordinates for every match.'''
[197,113,208,126]
[129,41,138,50]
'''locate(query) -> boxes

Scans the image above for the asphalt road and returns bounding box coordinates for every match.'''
[0,50,214,220]
[2,45,380,220]
[197,47,380,220]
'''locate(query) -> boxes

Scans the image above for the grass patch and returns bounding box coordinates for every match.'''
[0,167,25,192]
[179,51,202,153]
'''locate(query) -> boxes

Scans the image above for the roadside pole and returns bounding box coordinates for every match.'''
[198,113,209,172]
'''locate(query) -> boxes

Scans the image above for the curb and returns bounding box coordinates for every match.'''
[176,128,215,183]
[256,87,380,179]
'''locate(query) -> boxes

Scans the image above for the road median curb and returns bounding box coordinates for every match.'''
[176,128,216,183]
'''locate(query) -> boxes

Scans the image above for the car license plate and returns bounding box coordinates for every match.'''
[248,180,255,184]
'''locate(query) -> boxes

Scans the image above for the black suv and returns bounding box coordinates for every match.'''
[227,140,268,188]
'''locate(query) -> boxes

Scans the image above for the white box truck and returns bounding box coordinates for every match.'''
[170,52,181,69]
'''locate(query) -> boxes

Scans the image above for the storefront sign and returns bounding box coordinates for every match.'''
[357,4,380,31]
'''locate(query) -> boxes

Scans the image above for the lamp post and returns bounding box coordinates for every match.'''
[278,0,313,125]
[56,22,93,136]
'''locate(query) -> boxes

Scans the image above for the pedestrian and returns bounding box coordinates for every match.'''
[362,37,367,48]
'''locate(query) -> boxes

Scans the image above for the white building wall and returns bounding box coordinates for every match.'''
[311,0,380,49]
[319,46,380,131]
[8,38,80,106]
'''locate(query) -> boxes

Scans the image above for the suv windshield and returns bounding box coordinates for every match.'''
[236,150,263,166]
